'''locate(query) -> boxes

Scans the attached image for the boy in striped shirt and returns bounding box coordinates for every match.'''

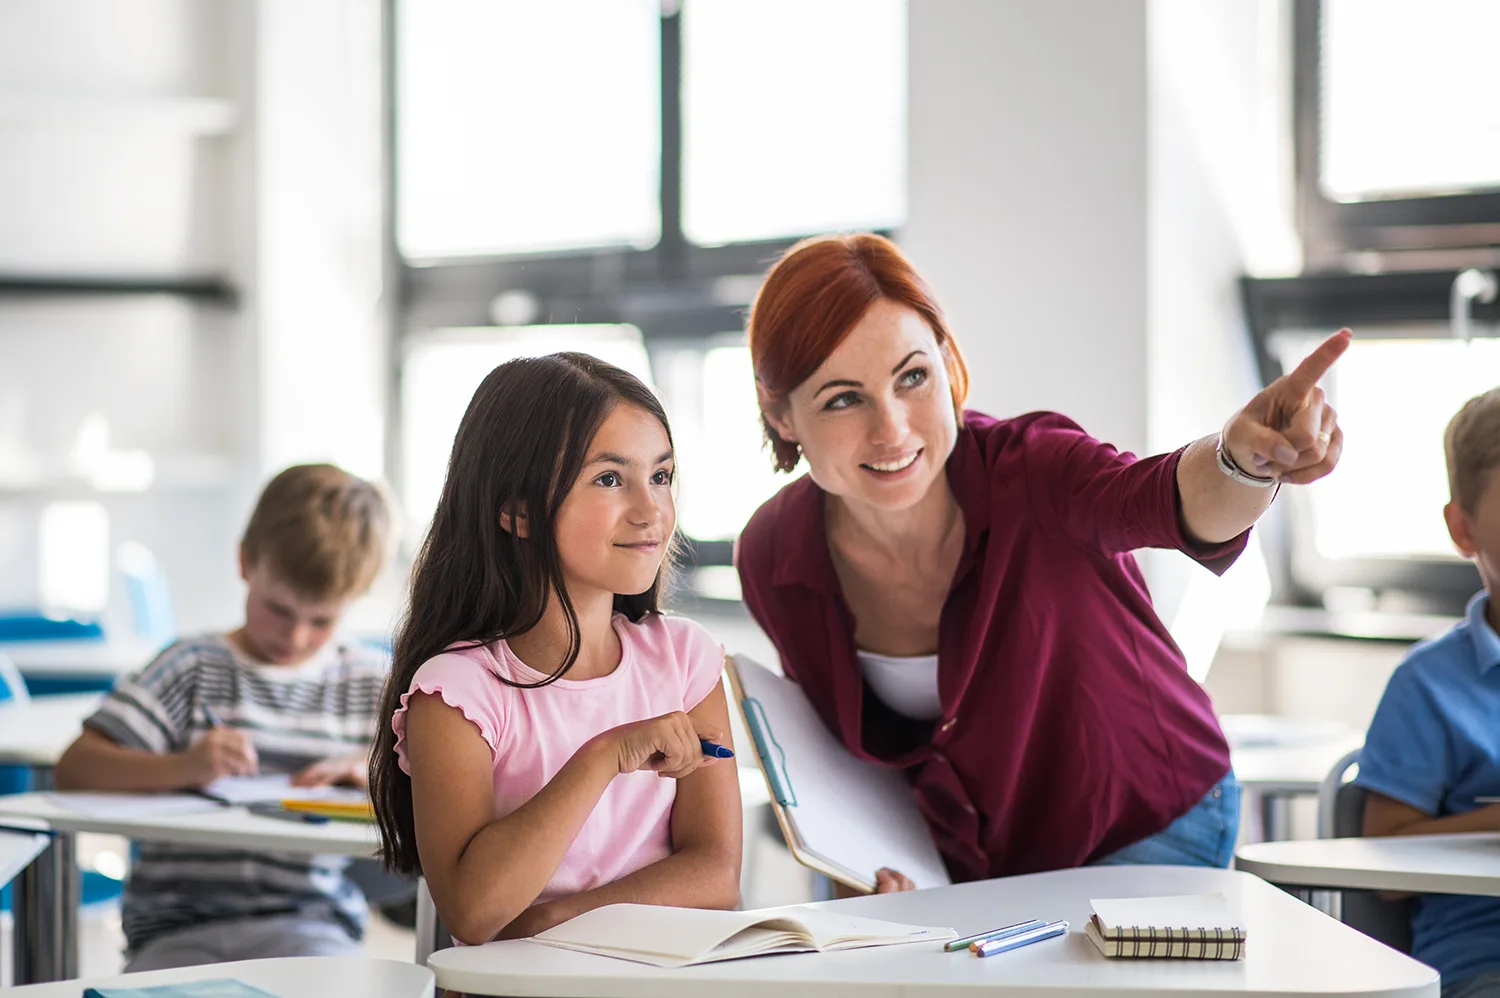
[56,464,395,971]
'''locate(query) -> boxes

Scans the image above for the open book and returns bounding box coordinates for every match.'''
[1086,893,1246,960]
[533,903,956,968]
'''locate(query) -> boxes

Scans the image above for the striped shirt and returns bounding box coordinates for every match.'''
[84,633,387,951]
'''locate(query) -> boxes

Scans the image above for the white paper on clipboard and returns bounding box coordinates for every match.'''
[728,653,951,892]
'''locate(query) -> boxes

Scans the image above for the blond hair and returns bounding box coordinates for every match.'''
[1446,388,1500,514]
[241,464,394,602]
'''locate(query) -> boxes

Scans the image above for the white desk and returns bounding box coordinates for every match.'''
[1228,724,1363,841]
[0,789,379,857]
[0,790,379,985]
[0,827,48,886]
[429,865,1437,998]
[0,693,106,769]
[8,955,434,998]
[1236,833,1500,897]
[2,638,158,679]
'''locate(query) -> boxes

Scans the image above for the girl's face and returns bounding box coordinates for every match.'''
[554,403,676,600]
[763,298,959,513]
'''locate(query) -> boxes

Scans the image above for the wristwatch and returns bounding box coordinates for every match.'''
[1215,433,1279,488]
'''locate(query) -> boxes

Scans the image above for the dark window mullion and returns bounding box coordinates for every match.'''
[658,3,687,280]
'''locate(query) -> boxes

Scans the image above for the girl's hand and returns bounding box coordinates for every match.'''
[601,711,725,780]
[290,754,367,789]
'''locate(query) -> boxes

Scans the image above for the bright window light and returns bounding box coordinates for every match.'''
[1322,0,1500,201]
[396,0,661,258]
[401,325,654,526]
[1272,333,1500,560]
[39,500,110,614]
[682,0,906,245]
[660,344,796,541]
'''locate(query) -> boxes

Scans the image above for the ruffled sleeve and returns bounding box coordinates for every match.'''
[391,650,506,775]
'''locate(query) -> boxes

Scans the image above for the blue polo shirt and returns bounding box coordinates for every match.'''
[1357,591,1500,986]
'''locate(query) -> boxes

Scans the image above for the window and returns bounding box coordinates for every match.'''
[681,0,906,246]
[1270,332,1495,561]
[1320,0,1500,203]
[396,0,661,258]
[391,0,906,574]
[1294,0,1500,268]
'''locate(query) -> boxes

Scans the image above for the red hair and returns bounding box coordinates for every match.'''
[747,233,971,472]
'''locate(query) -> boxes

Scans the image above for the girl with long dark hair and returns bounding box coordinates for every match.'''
[369,352,741,945]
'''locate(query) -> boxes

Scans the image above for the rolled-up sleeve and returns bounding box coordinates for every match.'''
[1019,414,1248,575]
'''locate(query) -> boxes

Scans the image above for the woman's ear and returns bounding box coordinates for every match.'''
[499,502,530,538]
[757,384,797,444]
[1445,500,1476,559]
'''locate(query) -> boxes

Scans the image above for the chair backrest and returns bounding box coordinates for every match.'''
[118,542,175,644]
[0,651,28,705]
[415,877,453,966]
[1319,748,1414,954]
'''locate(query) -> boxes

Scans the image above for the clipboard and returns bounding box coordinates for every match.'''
[726,653,952,894]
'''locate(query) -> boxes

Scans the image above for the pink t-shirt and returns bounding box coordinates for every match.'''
[392,612,724,907]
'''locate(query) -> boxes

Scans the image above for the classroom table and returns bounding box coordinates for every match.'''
[428,865,1438,998]
[1228,725,1364,842]
[0,790,380,985]
[0,692,106,772]
[0,826,49,888]
[7,955,435,997]
[1236,832,1500,897]
[2,637,157,682]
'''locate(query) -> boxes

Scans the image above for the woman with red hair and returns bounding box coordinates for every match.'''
[736,233,1348,889]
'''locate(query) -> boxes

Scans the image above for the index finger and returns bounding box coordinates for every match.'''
[1285,328,1352,393]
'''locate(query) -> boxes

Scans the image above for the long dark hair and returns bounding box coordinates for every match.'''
[370,352,677,874]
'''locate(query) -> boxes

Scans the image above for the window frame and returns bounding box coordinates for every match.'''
[1293,0,1500,271]
[384,2,898,568]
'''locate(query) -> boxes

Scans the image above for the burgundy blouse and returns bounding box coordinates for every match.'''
[734,410,1244,880]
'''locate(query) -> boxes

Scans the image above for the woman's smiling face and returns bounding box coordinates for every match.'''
[762,298,959,512]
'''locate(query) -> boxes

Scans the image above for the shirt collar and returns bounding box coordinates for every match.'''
[769,414,992,591]
[1465,591,1500,674]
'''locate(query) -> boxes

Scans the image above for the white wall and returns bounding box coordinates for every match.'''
[905,0,1151,456]
[0,0,388,636]
[905,0,1298,655]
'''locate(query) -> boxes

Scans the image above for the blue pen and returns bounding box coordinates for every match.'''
[946,918,1046,952]
[201,703,224,727]
[973,919,1069,957]
[699,738,734,759]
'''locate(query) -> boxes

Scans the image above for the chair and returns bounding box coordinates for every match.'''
[0,651,32,795]
[415,877,453,966]
[1317,749,1413,954]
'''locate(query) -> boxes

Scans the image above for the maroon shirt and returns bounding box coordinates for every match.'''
[735,410,1243,881]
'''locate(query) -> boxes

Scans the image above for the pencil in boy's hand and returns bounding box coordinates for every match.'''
[700,738,734,759]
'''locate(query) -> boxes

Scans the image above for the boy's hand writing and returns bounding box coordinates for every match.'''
[602,711,724,780]
[181,726,259,785]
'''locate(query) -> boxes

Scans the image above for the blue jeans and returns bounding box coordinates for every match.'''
[1091,771,1241,868]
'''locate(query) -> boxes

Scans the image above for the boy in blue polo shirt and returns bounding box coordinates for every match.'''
[1358,387,1500,998]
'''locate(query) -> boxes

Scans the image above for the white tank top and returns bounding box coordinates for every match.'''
[856,649,943,722]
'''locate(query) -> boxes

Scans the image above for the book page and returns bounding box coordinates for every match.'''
[731,655,952,890]
[1090,893,1237,932]
[535,904,771,965]
[200,774,366,806]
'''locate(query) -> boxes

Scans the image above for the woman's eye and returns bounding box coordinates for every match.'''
[596,471,622,487]
[899,367,928,388]
[824,391,859,411]
[651,469,674,486]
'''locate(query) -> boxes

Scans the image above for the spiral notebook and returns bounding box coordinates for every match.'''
[1086,893,1247,961]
